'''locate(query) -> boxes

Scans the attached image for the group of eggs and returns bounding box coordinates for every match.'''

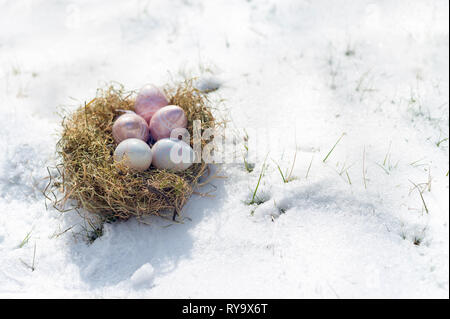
[112,85,195,172]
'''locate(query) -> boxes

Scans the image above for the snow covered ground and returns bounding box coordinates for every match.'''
[0,0,448,298]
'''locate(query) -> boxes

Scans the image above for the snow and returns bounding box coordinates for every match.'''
[130,263,155,289]
[0,0,448,298]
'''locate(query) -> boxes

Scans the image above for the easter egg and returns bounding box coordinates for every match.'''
[114,138,152,171]
[134,85,169,123]
[112,112,149,144]
[151,138,195,171]
[149,105,188,141]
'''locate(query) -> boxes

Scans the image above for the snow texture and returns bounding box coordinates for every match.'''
[0,0,448,298]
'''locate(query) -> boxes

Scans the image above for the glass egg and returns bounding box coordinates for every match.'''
[134,85,169,123]
[112,112,149,144]
[151,138,195,171]
[149,105,188,141]
[113,138,153,171]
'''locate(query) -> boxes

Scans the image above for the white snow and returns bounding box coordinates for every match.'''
[0,0,448,298]
[130,263,155,289]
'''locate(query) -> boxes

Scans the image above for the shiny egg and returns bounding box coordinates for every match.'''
[151,138,195,171]
[134,85,169,123]
[149,105,188,141]
[113,138,153,171]
[112,112,149,144]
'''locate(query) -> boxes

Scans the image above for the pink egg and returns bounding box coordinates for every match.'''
[112,112,149,143]
[134,85,169,123]
[149,105,188,141]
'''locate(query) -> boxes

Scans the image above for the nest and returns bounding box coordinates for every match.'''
[47,80,217,222]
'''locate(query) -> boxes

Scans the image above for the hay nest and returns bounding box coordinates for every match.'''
[48,80,217,222]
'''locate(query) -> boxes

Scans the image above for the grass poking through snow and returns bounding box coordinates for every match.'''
[273,149,297,183]
[243,130,255,173]
[18,230,33,248]
[20,242,37,272]
[248,153,269,205]
[409,180,430,214]
[305,156,314,179]
[323,133,346,163]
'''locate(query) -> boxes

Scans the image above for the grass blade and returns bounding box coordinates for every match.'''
[250,153,269,205]
[323,133,346,163]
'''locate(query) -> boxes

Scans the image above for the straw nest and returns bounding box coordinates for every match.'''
[47,80,217,222]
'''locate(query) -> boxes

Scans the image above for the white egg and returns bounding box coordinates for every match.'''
[151,138,195,171]
[114,138,152,171]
